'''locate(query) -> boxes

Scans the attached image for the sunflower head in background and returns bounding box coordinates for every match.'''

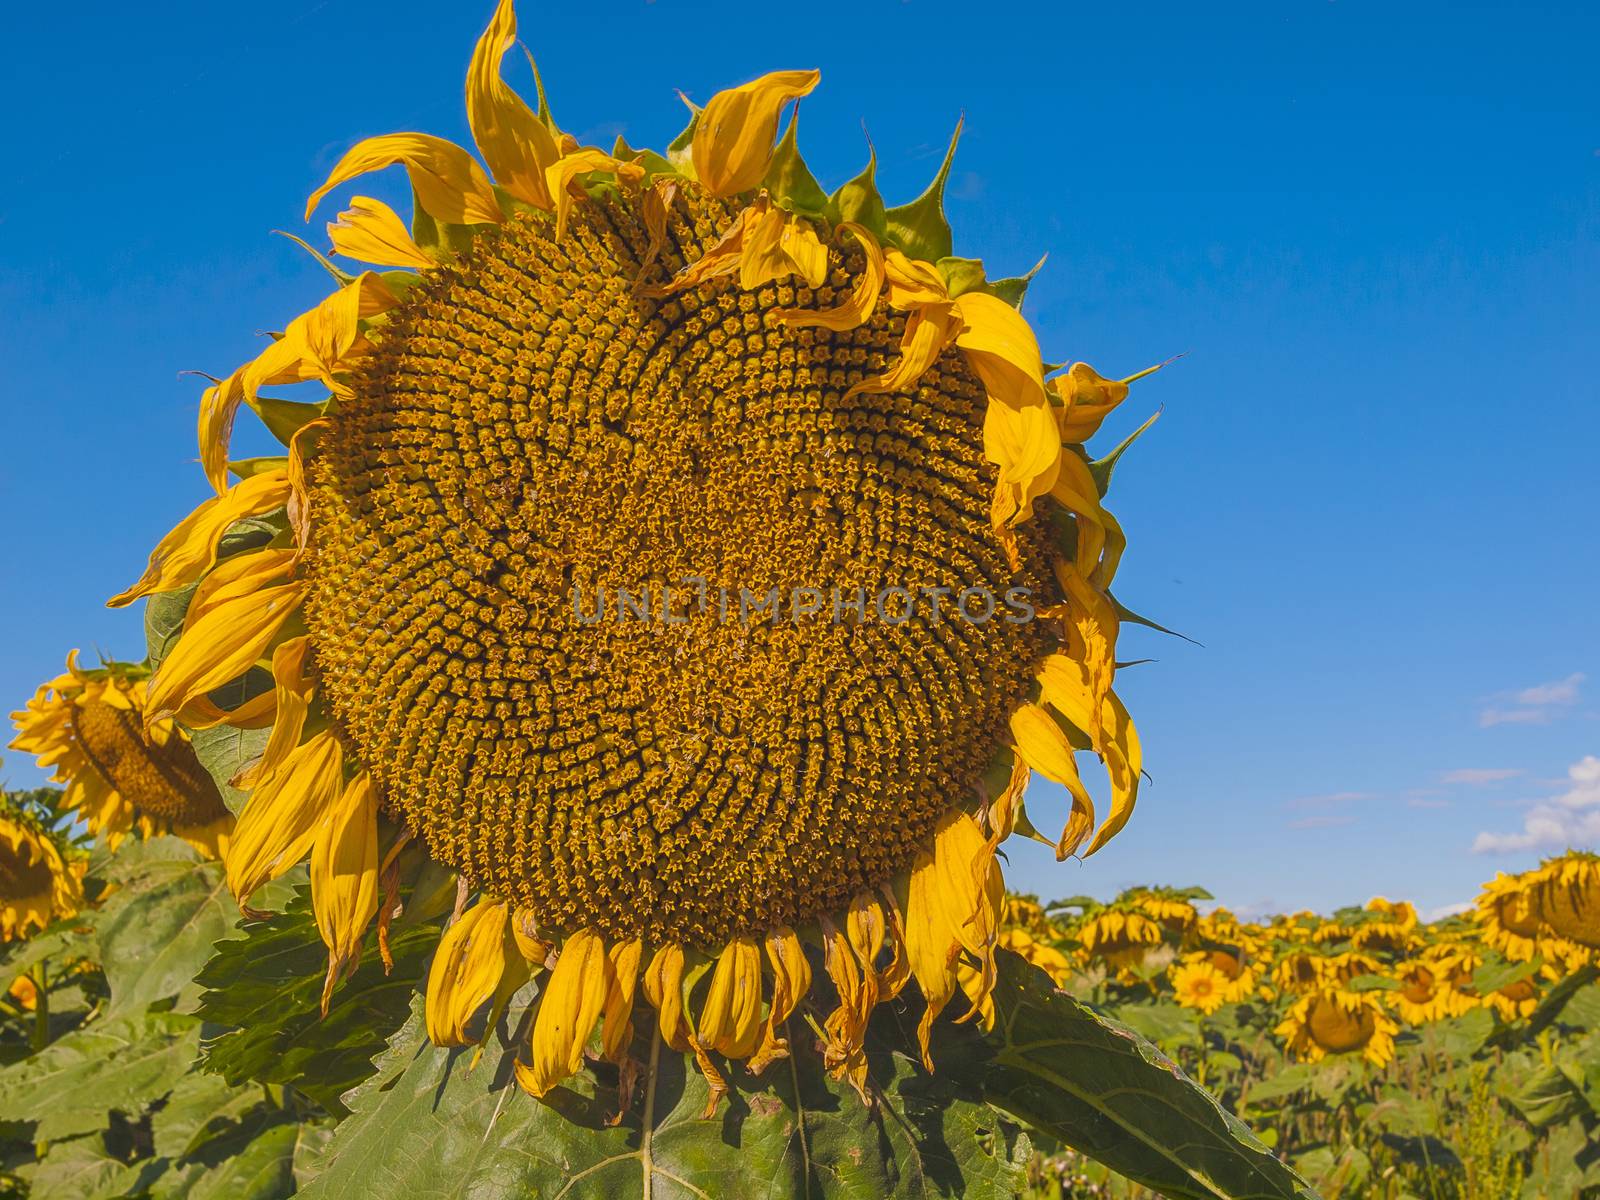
[109,0,1167,1108]
[1526,851,1600,955]
[1275,988,1398,1068]
[1169,959,1227,1015]
[9,653,234,859]
[0,795,83,941]
[1074,906,1166,975]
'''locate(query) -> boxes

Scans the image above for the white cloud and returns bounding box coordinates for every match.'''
[1517,673,1585,706]
[1480,674,1585,728]
[1287,814,1356,831]
[1424,902,1472,921]
[1472,755,1600,854]
[1442,768,1524,785]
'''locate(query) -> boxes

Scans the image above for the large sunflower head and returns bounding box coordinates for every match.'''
[1275,988,1399,1068]
[1526,851,1600,954]
[0,798,83,941]
[8,652,234,858]
[108,0,1163,1105]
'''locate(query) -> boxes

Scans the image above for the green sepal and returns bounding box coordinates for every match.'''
[1112,594,1203,647]
[763,114,829,218]
[520,46,561,135]
[665,94,700,174]
[988,254,1048,308]
[613,135,676,181]
[245,396,327,449]
[826,141,888,239]
[1089,409,1161,496]
[937,256,989,299]
[226,456,290,481]
[883,116,961,263]
[271,231,353,286]
[409,184,495,256]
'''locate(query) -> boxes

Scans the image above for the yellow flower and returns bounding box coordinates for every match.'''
[1170,960,1227,1015]
[0,808,82,941]
[1386,962,1468,1025]
[9,653,234,858]
[1527,851,1600,952]
[110,0,1162,1107]
[1076,909,1164,973]
[999,927,1073,987]
[1275,989,1399,1068]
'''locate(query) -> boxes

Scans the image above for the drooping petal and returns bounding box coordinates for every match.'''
[425,898,514,1046]
[518,929,610,1096]
[108,470,291,605]
[749,926,810,1073]
[600,937,643,1064]
[642,943,692,1052]
[773,221,884,331]
[144,580,304,727]
[1008,703,1098,858]
[954,291,1046,412]
[692,69,820,197]
[312,772,380,1015]
[545,149,643,241]
[224,730,343,903]
[305,133,503,226]
[697,936,763,1060]
[466,0,563,209]
[328,196,434,269]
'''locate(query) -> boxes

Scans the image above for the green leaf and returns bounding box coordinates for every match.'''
[1471,955,1541,997]
[0,1010,200,1140]
[251,396,328,447]
[1425,1007,1495,1059]
[193,888,439,1114]
[299,988,1030,1200]
[1505,1060,1595,1127]
[826,143,888,239]
[15,1131,158,1200]
[93,838,246,1016]
[0,915,97,989]
[153,1119,303,1200]
[1113,1002,1201,1048]
[1347,973,1401,992]
[981,952,1317,1200]
[883,119,961,263]
[763,115,829,218]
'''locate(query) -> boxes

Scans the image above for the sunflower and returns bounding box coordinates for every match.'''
[1076,909,1165,973]
[1386,961,1466,1025]
[1479,975,1541,1022]
[0,805,83,941]
[998,927,1073,987]
[1527,852,1600,953]
[109,0,1160,1105]
[9,653,234,858]
[1170,960,1227,1015]
[1350,897,1418,956]
[1275,988,1399,1068]
[1474,870,1557,963]
[1180,948,1260,1004]
[1126,887,1197,936]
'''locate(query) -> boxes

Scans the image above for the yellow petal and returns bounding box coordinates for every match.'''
[642,943,692,1052]
[225,730,343,903]
[773,222,884,331]
[692,69,820,197]
[305,133,502,226]
[1082,692,1141,857]
[600,937,643,1064]
[183,548,297,629]
[108,470,291,605]
[1008,703,1098,859]
[749,926,809,1073]
[466,0,562,209]
[983,396,1061,521]
[545,149,642,242]
[234,636,314,790]
[954,291,1046,412]
[1054,362,1131,443]
[145,581,304,728]
[698,936,763,1060]
[328,196,434,269]
[518,929,609,1096]
[425,898,513,1046]
[1049,452,1110,580]
[312,772,379,1015]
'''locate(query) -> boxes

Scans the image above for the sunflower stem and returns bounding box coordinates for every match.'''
[29,962,49,1053]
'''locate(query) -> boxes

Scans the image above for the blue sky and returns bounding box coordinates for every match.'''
[2,0,1595,917]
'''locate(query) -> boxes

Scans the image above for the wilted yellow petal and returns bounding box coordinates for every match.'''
[518,929,609,1096]
[108,470,291,606]
[144,580,303,727]
[425,898,513,1046]
[313,772,379,1015]
[466,0,562,209]
[328,196,434,269]
[305,133,502,226]
[600,937,643,1064]
[697,936,763,1060]
[233,636,314,790]
[749,926,809,1073]
[545,149,643,241]
[692,69,820,197]
[1009,702,1098,859]
[954,291,1046,412]
[642,943,692,1052]
[773,222,883,331]
[225,730,343,903]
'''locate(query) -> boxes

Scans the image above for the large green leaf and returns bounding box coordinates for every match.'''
[147,1118,305,1200]
[981,952,1317,1200]
[299,990,1029,1200]
[93,838,246,1016]
[14,1131,160,1200]
[193,888,438,1114]
[0,1010,200,1140]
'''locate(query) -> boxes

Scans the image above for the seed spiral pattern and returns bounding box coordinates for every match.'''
[0,840,53,897]
[305,187,1059,945]
[70,700,229,826]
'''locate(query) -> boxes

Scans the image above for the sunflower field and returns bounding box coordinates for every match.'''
[1,2,1595,1198]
